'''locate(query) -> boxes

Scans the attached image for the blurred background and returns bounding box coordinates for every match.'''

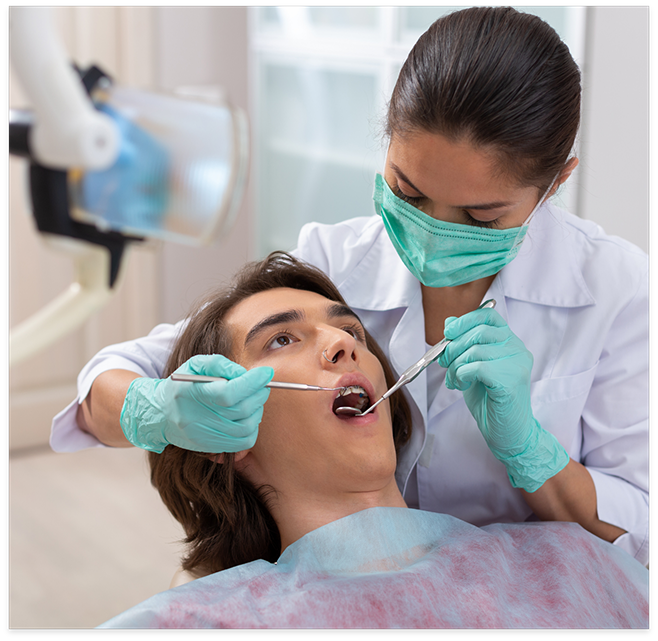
[7,6,649,629]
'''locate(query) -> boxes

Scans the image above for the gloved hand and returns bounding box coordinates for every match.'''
[120,354,274,454]
[438,307,569,492]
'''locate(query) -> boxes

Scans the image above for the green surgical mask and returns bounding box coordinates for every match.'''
[373,173,551,288]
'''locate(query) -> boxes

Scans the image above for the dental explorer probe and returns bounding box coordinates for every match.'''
[170,373,344,392]
[336,299,497,417]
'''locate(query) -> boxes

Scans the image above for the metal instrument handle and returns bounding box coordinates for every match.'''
[170,372,332,391]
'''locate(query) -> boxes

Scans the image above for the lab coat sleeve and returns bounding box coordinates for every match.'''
[581,268,649,565]
[50,320,186,452]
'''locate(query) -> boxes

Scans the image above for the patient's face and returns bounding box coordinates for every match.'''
[224,287,397,498]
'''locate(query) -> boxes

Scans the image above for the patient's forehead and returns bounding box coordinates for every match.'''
[229,287,329,322]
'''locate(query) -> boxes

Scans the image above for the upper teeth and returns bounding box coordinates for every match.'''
[339,386,367,397]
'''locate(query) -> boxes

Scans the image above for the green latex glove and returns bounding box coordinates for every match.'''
[120,354,274,454]
[438,307,569,492]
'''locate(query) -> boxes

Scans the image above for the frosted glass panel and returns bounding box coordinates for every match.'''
[256,60,381,255]
[255,6,380,38]
[258,155,376,256]
[308,7,378,30]
[260,62,379,154]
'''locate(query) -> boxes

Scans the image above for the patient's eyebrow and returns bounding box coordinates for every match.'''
[244,309,304,348]
[326,303,362,325]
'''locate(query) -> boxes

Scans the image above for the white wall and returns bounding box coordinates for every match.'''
[577,7,648,252]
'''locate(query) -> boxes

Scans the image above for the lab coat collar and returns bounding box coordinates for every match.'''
[339,202,595,313]
[337,225,422,312]
[496,202,596,308]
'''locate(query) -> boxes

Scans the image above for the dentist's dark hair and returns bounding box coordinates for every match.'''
[387,6,581,191]
[148,252,412,578]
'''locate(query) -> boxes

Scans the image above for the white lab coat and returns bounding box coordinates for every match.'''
[50,202,649,564]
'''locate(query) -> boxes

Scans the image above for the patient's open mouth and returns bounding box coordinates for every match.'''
[332,386,371,417]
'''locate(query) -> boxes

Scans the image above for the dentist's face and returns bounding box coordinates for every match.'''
[224,287,397,499]
[384,131,573,229]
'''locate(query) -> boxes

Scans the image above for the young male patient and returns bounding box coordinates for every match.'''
[100,252,648,629]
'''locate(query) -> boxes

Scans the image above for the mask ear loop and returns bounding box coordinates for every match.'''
[511,175,559,250]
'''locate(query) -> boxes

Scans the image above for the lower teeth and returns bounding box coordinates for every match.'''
[334,389,369,414]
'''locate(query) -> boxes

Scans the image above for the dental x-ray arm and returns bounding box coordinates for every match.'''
[10,7,119,170]
[9,8,130,367]
[10,8,249,367]
[8,8,135,367]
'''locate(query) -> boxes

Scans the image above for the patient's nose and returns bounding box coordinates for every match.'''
[321,328,358,366]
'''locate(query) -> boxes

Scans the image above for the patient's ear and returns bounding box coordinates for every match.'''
[206,450,250,465]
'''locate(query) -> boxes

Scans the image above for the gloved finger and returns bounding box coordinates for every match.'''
[174,418,259,452]
[179,368,272,417]
[444,366,472,391]
[196,386,271,421]
[446,354,505,392]
[444,316,458,327]
[451,358,531,397]
[443,307,507,341]
[228,387,272,416]
[444,341,524,390]
[178,354,247,380]
[228,405,266,443]
[220,366,275,401]
[439,324,511,368]
[201,403,265,444]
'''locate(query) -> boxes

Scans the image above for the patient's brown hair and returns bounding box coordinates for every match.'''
[148,252,412,577]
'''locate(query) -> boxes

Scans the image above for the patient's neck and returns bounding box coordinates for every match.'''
[272,476,407,554]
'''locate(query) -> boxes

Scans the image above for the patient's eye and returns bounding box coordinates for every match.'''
[267,332,298,350]
[341,323,366,342]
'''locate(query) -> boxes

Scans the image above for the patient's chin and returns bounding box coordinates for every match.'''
[342,453,398,490]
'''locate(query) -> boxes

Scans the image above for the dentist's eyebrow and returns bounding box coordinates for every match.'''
[390,162,514,210]
[244,309,304,348]
[389,163,426,197]
[455,200,514,211]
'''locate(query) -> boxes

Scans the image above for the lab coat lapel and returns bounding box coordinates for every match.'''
[495,203,595,308]
[337,229,420,310]
[387,288,429,492]
[387,287,428,418]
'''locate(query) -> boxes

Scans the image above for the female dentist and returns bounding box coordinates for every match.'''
[52,7,648,565]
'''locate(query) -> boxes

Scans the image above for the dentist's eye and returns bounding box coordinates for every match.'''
[267,332,298,350]
[394,186,424,206]
[462,210,501,229]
